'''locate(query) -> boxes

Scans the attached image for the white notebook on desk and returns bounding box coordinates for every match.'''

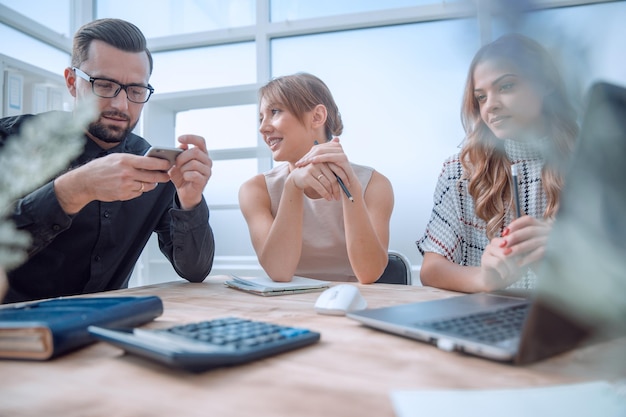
[391,381,626,417]
[225,275,330,296]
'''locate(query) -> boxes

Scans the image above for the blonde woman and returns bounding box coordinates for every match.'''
[240,73,393,283]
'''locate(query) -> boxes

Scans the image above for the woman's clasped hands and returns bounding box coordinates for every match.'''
[290,137,353,202]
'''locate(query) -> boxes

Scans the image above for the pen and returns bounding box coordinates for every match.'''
[335,175,354,202]
[511,164,522,218]
[313,140,354,202]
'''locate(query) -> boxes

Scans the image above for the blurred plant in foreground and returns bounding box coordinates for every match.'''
[0,103,95,274]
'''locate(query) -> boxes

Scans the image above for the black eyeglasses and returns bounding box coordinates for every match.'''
[72,67,154,103]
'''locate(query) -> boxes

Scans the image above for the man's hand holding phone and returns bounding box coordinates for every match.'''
[154,136,212,210]
[144,146,183,168]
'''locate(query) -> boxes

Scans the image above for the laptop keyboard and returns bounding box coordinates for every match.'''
[414,304,531,344]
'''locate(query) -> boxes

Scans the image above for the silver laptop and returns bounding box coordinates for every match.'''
[348,81,626,364]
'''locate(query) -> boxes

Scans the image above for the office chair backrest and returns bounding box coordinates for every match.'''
[375,250,412,285]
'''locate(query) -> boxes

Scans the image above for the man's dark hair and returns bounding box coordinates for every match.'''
[71,18,153,74]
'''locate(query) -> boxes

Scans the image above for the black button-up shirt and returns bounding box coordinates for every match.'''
[1,112,215,303]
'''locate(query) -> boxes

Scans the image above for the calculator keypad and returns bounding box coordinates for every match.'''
[159,317,314,351]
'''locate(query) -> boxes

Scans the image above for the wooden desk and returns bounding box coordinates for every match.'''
[1,275,624,417]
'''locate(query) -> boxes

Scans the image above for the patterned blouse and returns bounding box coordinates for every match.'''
[416,139,548,289]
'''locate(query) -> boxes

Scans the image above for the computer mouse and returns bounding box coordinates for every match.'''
[314,284,367,316]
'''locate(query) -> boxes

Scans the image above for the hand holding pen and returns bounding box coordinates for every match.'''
[488,164,556,275]
[313,140,353,202]
[295,138,354,202]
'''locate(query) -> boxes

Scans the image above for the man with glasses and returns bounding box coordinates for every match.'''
[0,18,215,303]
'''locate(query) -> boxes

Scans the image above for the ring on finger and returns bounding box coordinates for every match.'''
[139,182,145,193]
[317,174,325,181]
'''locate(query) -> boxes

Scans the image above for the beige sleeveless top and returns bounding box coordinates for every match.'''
[264,163,375,282]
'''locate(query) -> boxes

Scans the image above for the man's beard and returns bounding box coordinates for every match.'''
[87,111,136,144]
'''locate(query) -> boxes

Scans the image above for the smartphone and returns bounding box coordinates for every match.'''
[144,146,183,167]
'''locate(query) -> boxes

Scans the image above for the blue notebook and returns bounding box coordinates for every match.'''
[0,296,163,360]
